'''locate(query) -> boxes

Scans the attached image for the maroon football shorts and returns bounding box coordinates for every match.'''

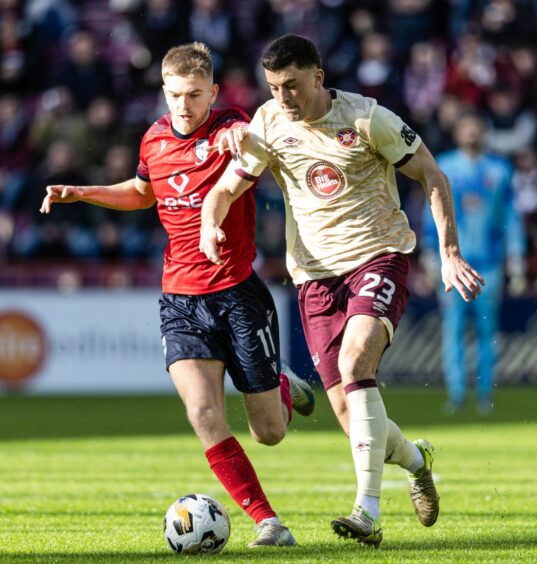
[298,252,410,391]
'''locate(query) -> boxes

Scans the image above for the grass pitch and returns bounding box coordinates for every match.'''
[1,389,537,563]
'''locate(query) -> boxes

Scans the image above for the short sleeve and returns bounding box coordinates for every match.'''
[136,134,150,181]
[369,105,421,166]
[236,108,270,179]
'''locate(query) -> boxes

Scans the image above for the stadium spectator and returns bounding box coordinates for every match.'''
[512,148,537,286]
[322,6,373,88]
[421,111,526,414]
[216,63,259,116]
[29,87,88,164]
[403,41,446,127]
[386,0,437,65]
[445,32,497,107]
[57,30,115,109]
[188,0,236,76]
[485,86,537,158]
[353,32,401,112]
[0,94,31,210]
[420,94,464,155]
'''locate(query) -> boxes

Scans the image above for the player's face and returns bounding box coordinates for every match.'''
[264,65,325,122]
[454,116,485,151]
[163,73,218,135]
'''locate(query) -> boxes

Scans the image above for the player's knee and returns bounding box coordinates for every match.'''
[187,403,224,433]
[338,350,374,382]
[251,423,286,446]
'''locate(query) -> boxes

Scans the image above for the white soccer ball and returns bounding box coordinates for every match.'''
[163,494,231,555]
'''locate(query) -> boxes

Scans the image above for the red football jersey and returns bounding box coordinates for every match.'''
[137,108,256,295]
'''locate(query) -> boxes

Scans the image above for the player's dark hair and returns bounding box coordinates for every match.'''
[261,34,322,71]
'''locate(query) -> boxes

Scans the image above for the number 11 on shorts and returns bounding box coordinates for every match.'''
[256,326,276,358]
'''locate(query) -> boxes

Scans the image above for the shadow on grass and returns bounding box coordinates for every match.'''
[4,536,537,562]
[1,388,536,441]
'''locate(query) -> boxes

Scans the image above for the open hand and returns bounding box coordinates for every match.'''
[199,224,227,265]
[40,185,82,214]
[441,253,485,301]
[207,125,248,159]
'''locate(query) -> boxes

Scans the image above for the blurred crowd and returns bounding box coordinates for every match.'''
[1,0,537,292]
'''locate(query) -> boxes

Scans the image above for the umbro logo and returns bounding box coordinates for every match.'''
[283,137,299,146]
[373,301,388,314]
[355,441,370,451]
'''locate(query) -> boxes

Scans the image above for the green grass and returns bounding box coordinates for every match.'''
[1,389,537,562]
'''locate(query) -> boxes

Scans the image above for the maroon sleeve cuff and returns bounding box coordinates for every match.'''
[235,169,258,182]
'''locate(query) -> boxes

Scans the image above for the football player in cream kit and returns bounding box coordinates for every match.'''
[200,34,485,547]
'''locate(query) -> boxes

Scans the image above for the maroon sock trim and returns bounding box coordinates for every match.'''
[344,379,377,395]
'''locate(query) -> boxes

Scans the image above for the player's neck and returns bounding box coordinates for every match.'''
[462,146,483,160]
[305,88,332,122]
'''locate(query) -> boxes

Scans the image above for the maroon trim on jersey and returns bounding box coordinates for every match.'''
[394,153,415,168]
[235,169,258,182]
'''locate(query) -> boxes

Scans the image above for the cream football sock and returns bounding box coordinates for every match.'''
[384,418,424,475]
[347,386,388,521]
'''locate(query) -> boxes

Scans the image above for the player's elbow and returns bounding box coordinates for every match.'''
[139,194,156,209]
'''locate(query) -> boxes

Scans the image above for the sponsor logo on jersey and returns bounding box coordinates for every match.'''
[168,171,189,194]
[337,128,357,147]
[305,161,346,199]
[400,124,417,147]
[194,139,209,162]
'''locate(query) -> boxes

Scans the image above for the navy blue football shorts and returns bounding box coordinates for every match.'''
[159,271,281,393]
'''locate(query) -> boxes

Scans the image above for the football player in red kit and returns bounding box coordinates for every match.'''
[40,42,314,548]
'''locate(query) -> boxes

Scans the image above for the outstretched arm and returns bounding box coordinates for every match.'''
[40,177,156,214]
[199,165,255,265]
[398,143,485,301]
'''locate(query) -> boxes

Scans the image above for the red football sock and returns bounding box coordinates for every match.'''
[280,373,292,424]
[205,437,276,523]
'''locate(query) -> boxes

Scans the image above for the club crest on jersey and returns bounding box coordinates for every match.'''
[337,128,357,147]
[194,139,209,162]
[305,161,346,199]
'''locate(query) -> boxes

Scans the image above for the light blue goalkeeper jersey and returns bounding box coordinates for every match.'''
[422,149,525,268]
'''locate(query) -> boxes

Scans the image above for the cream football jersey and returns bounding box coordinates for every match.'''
[237,89,421,284]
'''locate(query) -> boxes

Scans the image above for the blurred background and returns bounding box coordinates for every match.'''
[1,0,537,408]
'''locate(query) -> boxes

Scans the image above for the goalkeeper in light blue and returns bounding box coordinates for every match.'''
[421,111,526,413]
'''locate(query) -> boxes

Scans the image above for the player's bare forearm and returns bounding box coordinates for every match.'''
[40,178,156,214]
[200,167,254,264]
[399,144,460,258]
[399,143,485,300]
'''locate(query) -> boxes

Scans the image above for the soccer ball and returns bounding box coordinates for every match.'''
[163,494,230,555]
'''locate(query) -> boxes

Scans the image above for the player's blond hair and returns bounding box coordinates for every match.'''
[161,42,213,80]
